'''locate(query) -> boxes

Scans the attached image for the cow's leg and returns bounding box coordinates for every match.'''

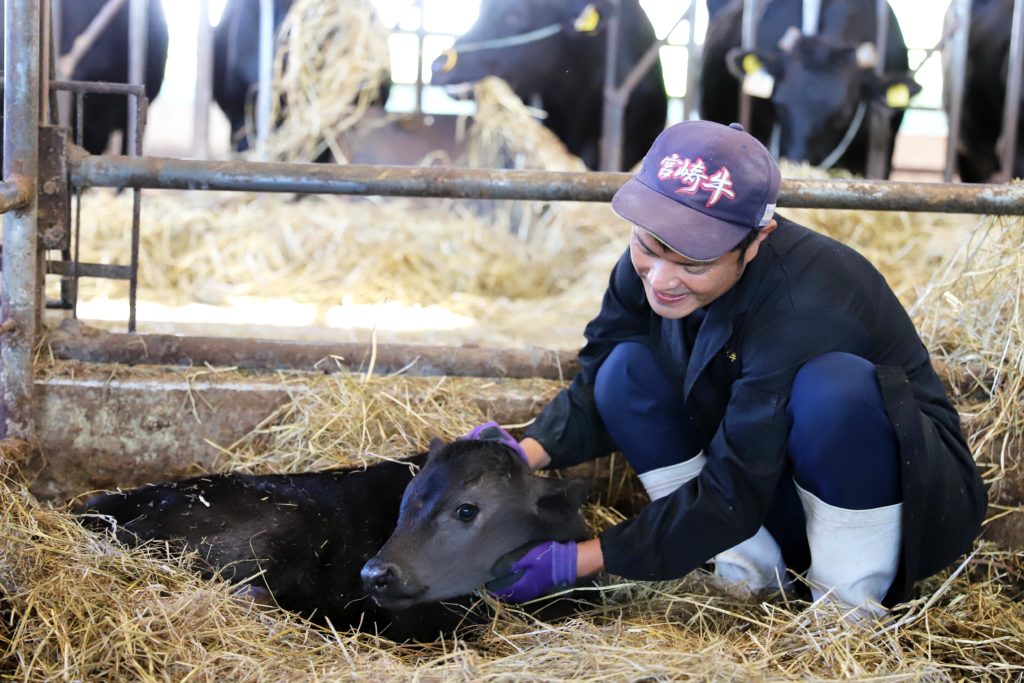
[787,351,902,619]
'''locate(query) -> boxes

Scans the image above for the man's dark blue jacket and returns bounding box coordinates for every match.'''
[525,215,988,604]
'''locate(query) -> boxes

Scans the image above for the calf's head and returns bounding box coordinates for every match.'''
[361,438,589,610]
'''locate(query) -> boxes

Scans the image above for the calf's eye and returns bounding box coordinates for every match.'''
[455,503,479,521]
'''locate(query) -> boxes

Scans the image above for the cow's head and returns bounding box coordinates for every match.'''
[360,438,590,611]
[730,28,920,168]
[429,0,609,95]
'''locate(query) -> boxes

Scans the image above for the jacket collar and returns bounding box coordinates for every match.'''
[682,229,779,398]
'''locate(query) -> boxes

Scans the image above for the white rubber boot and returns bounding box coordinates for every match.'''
[637,454,789,596]
[796,484,902,620]
[713,525,790,596]
[637,452,706,501]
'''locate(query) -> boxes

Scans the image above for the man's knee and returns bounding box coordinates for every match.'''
[788,352,901,509]
[790,352,878,422]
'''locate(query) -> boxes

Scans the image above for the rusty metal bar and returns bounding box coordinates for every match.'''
[945,0,970,182]
[52,79,145,96]
[48,326,580,380]
[998,0,1024,182]
[45,260,131,279]
[0,258,132,279]
[69,152,1024,214]
[2,0,42,441]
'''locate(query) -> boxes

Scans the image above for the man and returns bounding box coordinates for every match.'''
[469,120,987,617]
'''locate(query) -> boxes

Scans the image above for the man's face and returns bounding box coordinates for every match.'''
[628,224,772,319]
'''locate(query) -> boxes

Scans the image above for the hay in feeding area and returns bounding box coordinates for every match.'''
[250,0,391,163]
[3,411,1023,682]
[909,212,1024,503]
[466,76,587,174]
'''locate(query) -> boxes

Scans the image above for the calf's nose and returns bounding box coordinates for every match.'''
[360,557,397,593]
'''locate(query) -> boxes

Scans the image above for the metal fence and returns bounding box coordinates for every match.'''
[4,0,1024,443]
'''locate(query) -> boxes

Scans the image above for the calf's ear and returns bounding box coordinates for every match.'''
[533,476,590,515]
[427,437,448,461]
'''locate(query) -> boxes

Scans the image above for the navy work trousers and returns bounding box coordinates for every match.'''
[594,342,902,571]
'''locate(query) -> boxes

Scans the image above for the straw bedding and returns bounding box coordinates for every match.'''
[12,27,1024,681]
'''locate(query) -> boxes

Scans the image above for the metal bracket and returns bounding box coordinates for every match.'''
[37,124,70,250]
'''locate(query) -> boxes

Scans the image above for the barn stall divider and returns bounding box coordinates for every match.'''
[3,0,1024,542]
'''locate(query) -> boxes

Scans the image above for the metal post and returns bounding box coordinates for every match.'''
[2,0,42,440]
[739,0,758,131]
[865,0,891,179]
[414,0,424,113]
[40,0,50,124]
[255,0,274,160]
[51,0,71,129]
[599,0,623,171]
[683,0,700,120]
[127,0,147,156]
[998,0,1024,181]
[193,0,213,159]
[944,0,970,182]
[601,3,685,169]
[802,0,821,34]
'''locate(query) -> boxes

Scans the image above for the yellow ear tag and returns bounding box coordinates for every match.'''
[574,4,601,33]
[742,53,763,75]
[886,82,910,108]
[440,49,458,73]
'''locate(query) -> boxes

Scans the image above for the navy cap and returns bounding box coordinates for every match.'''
[611,120,781,261]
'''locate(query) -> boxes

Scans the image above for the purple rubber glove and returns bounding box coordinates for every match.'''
[462,420,528,463]
[486,540,578,603]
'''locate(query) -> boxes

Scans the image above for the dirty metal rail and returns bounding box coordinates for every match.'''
[48,326,580,380]
[71,152,1024,215]
[2,0,41,441]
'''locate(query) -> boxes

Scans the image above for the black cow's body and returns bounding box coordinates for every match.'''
[75,439,589,641]
[700,0,916,177]
[0,0,168,162]
[213,0,294,152]
[430,0,667,171]
[944,0,1022,182]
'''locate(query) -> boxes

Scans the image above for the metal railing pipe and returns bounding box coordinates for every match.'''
[70,152,1024,215]
[2,0,42,440]
[944,0,971,182]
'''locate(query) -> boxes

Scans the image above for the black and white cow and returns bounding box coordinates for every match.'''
[0,0,168,161]
[943,0,1023,182]
[429,0,668,171]
[74,437,590,641]
[700,0,919,178]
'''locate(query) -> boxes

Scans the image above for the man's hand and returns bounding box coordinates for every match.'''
[462,421,528,463]
[486,540,578,603]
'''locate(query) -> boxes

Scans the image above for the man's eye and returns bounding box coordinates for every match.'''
[455,503,479,521]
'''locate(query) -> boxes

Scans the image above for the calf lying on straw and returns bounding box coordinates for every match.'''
[73,437,589,641]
